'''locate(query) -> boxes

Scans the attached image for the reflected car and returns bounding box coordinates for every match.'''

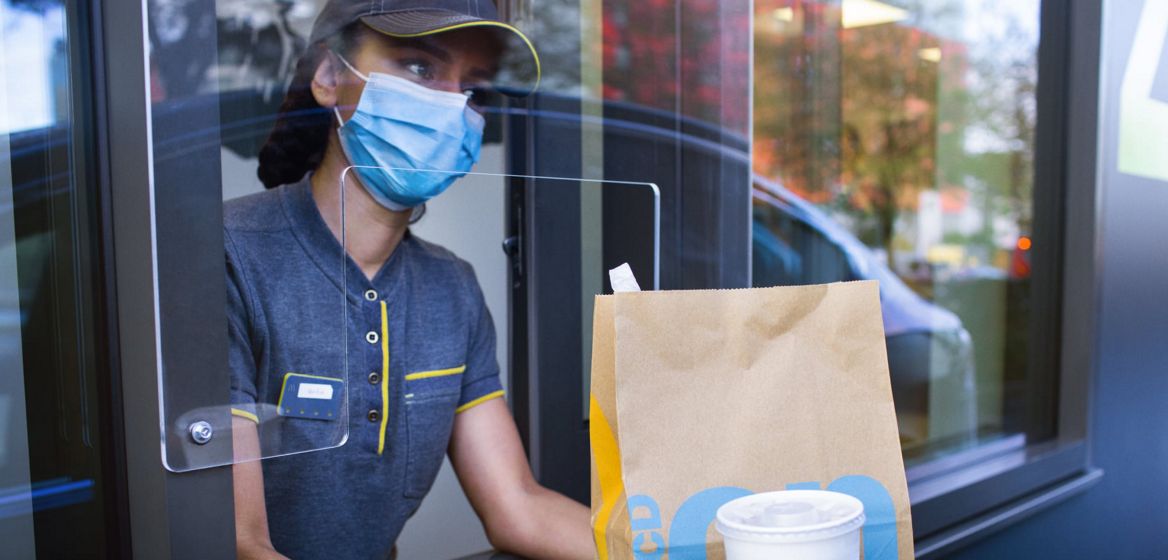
[752,175,977,455]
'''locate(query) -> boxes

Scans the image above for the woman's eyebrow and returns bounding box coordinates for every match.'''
[398,38,451,63]
[468,67,497,81]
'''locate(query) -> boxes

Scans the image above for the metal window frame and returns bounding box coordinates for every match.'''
[2,0,132,555]
[81,0,134,555]
[506,92,591,504]
[103,0,236,558]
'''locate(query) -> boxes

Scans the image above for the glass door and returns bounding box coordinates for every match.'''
[0,0,125,557]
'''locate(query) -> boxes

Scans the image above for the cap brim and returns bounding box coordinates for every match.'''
[360,10,541,96]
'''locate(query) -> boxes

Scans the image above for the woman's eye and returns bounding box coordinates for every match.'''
[463,86,494,108]
[404,61,433,81]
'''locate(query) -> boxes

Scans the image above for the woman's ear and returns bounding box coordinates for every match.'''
[310,54,339,109]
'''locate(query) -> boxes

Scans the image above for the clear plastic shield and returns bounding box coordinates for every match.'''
[339,166,660,289]
[160,179,349,472]
[163,166,656,472]
[339,165,659,454]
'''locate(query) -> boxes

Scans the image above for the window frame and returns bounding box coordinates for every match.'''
[1,0,133,555]
[97,0,1106,557]
[102,0,238,556]
[511,0,1105,556]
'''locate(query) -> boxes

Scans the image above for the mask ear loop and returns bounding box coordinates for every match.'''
[329,51,367,127]
[333,51,369,82]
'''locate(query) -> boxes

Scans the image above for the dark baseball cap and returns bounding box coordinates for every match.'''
[309,0,540,95]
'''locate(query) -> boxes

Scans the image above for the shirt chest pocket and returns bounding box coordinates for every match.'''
[402,364,465,499]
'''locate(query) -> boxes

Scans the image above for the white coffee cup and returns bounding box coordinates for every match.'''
[715,490,865,560]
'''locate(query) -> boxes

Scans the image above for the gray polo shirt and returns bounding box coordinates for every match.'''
[224,174,503,560]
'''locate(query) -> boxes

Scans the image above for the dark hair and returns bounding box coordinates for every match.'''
[257,25,362,189]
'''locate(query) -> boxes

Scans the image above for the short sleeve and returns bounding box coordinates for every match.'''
[226,231,260,423]
[455,263,504,413]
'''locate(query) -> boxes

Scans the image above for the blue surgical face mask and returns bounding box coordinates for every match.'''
[332,53,485,210]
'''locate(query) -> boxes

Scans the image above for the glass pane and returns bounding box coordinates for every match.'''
[1,0,117,555]
[148,0,351,471]
[752,0,1047,466]
[208,181,349,468]
[158,151,349,471]
[523,0,754,423]
[339,166,660,466]
[146,2,659,555]
[339,167,660,295]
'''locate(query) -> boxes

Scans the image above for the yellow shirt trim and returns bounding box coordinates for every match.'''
[378,301,390,455]
[455,390,505,414]
[404,365,467,381]
[230,408,259,424]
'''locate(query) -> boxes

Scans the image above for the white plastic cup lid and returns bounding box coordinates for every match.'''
[715,490,865,543]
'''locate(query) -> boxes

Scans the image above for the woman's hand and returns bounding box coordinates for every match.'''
[232,417,290,560]
[449,399,593,560]
[237,541,290,560]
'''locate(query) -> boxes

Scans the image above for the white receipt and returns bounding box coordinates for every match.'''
[609,263,642,293]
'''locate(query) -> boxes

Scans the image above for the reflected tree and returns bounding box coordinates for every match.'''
[839,21,940,257]
[752,0,1038,264]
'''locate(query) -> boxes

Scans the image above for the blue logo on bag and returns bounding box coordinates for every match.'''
[628,476,897,560]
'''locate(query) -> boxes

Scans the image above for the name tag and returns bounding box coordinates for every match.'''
[297,383,334,400]
[278,373,343,421]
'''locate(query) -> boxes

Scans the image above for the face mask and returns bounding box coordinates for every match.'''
[332,54,485,210]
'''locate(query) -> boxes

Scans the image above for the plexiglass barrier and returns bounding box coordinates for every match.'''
[159,171,349,472]
[161,168,657,471]
[338,166,663,476]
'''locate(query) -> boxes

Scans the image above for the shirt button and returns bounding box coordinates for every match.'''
[364,289,378,301]
[365,331,379,344]
[367,409,380,423]
[368,372,380,385]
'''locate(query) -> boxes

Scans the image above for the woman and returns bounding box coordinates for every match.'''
[224,2,591,558]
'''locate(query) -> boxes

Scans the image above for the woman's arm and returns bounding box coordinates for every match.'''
[449,399,593,560]
[232,417,290,560]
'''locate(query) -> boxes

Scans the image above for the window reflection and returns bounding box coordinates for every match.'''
[601,0,751,133]
[753,0,1043,465]
[147,0,322,199]
[0,1,69,134]
[752,189,855,286]
[2,0,113,555]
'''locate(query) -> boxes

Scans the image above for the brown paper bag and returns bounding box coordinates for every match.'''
[590,281,913,559]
